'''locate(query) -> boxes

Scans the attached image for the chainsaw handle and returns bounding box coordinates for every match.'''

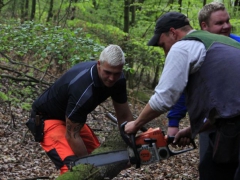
[167,136,176,144]
[167,135,197,156]
[120,121,132,147]
[120,121,141,168]
[130,133,141,168]
[105,112,148,132]
[167,136,196,147]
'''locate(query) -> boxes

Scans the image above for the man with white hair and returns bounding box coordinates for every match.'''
[27,44,134,174]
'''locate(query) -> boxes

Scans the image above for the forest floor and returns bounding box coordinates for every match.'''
[0,98,199,180]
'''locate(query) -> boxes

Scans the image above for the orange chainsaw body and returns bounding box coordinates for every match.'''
[133,127,168,164]
[135,127,167,148]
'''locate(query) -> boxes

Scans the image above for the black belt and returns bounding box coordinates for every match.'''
[216,115,240,127]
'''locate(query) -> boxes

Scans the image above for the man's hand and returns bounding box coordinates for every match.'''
[167,127,179,136]
[124,103,162,134]
[124,121,139,134]
[65,118,88,157]
[173,126,192,147]
[167,127,179,148]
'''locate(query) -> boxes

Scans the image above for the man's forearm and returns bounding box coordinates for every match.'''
[134,103,162,129]
[124,103,162,134]
[66,118,88,157]
[66,135,88,157]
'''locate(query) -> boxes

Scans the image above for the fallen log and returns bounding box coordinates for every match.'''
[56,126,128,180]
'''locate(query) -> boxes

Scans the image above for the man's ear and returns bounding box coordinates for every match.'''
[169,27,176,35]
[169,27,177,38]
[170,27,181,40]
[97,61,101,71]
[200,22,208,30]
[97,60,102,68]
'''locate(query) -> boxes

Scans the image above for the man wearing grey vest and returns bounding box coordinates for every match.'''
[124,12,240,180]
[165,3,240,179]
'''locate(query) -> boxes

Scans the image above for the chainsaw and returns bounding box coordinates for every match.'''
[72,114,197,169]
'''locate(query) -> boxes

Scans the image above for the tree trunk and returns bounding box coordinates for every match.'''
[124,0,130,33]
[54,0,64,25]
[20,0,25,23]
[152,64,160,89]
[130,0,136,26]
[123,0,134,88]
[92,0,99,10]
[234,0,240,6]
[125,56,134,88]
[11,0,16,18]
[30,0,36,20]
[178,0,182,12]
[167,0,174,5]
[203,0,207,6]
[0,0,4,12]
[47,0,54,22]
[24,0,29,21]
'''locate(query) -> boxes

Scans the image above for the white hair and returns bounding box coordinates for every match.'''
[99,44,125,66]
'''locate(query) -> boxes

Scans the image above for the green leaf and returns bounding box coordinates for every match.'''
[0,92,8,101]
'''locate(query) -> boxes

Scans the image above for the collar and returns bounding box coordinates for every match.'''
[187,29,196,35]
[90,63,105,87]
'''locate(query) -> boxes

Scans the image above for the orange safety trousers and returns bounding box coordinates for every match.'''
[40,120,100,175]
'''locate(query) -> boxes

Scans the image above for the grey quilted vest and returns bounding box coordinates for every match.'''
[182,30,240,137]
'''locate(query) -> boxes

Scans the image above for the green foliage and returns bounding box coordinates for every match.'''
[8,81,35,109]
[67,19,127,45]
[0,91,8,101]
[0,21,104,68]
[0,1,240,178]
[124,64,135,74]
[132,90,151,103]
[73,0,124,28]
[21,102,31,111]
[230,18,240,34]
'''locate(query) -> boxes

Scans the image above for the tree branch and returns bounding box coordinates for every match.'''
[0,74,51,86]
[0,52,57,79]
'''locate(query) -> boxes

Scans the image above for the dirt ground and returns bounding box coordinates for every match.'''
[0,98,199,180]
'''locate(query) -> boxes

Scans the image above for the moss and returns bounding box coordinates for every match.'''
[56,129,128,179]
[56,164,102,180]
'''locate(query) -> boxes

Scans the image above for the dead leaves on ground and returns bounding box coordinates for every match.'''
[0,99,199,180]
